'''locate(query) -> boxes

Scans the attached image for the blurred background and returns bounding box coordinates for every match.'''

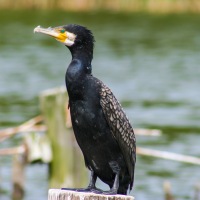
[0,1,200,200]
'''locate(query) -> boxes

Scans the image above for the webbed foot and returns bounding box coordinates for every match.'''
[91,188,118,195]
[90,188,103,194]
[102,189,118,195]
[61,187,92,192]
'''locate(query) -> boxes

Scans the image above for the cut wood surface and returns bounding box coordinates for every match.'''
[48,189,134,200]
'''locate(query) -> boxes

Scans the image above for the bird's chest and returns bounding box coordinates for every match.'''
[70,100,106,141]
[69,100,123,176]
[72,103,96,129]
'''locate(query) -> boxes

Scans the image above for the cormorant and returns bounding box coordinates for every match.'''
[34,24,136,195]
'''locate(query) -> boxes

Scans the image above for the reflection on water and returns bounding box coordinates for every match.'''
[0,11,200,200]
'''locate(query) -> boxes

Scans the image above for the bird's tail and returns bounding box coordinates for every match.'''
[117,175,132,195]
[117,186,128,195]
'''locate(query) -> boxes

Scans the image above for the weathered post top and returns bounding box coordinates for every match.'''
[48,189,135,200]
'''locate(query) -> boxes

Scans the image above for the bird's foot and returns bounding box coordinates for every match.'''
[91,188,118,195]
[102,189,118,195]
[90,188,103,194]
[61,187,118,195]
[61,187,92,192]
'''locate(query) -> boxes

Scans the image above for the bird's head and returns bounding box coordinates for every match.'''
[34,24,95,51]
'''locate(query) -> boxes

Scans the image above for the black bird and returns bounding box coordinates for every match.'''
[34,24,136,195]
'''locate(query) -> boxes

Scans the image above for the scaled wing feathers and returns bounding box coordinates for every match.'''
[98,80,136,188]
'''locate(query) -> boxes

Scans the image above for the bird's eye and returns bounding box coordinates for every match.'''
[60,29,65,33]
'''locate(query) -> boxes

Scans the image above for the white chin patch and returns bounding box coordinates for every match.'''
[64,39,74,46]
[64,31,76,46]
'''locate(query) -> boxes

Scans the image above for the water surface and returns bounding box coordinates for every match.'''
[0,11,200,200]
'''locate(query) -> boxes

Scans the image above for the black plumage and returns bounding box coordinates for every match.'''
[34,24,136,195]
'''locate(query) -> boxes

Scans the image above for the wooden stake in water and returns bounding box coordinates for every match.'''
[48,189,135,200]
[40,87,87,188]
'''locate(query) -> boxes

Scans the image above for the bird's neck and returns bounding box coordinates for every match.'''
[65,49,93,101]
[69,46,93,74]
[72,53,92,74]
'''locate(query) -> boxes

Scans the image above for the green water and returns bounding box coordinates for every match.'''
[0,11,200,199]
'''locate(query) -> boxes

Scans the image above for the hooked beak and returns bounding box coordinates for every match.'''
[34,25,76,46]
[34,26,57,35]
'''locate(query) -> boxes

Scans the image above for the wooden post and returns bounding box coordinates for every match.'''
[40,87,87,188]
[48,189,135,200]
[163,181,175,200]
[12,152,27,200]
[194,183,200,200]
